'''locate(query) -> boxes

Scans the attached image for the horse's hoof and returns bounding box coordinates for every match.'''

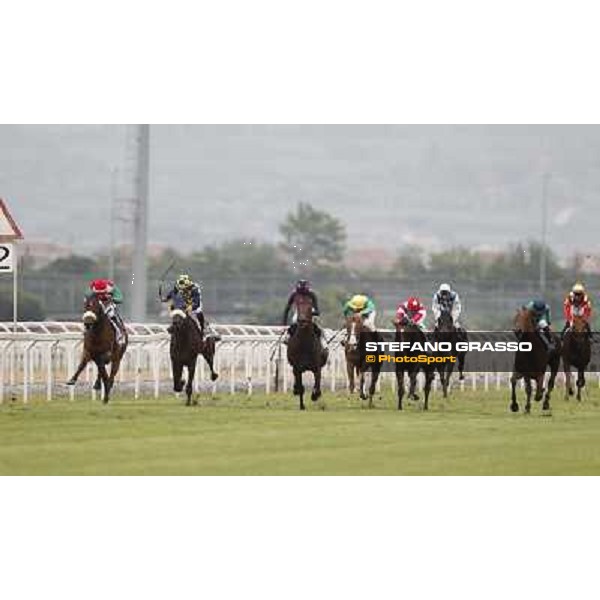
[93,382,102,392]
[459,374,465,381]
[300,405,306,411]
[525,406,531,414]
[211,373,219,382]
[510,403,519,413]
[66,380,75,387]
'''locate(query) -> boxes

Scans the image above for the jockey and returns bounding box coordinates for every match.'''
[165,274,220,340]
[525,299,555,351]
[343,294,377,331]
[89,278,126,346]
[432,283,462,329]
[396,296,427,330]
[562,282,593,337]
[282,279,325,347]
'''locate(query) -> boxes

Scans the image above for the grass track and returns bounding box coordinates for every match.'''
[1,388,600,475]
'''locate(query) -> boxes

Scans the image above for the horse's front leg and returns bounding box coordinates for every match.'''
[311,367,322,403]
[172,361,185,394]
[396,368,405,411]
[564,361,574,398]
[510,373,519,413]
[458,352,466,381]
[440,366,450,398]
[358,369,367,401]
[576,367,586,402]
[524,377,535,414]
[202,340,219,382]
[96,359,111,404]
[423,368,434,411]
[368,367,380,409]
[293,367,305,411]
[67,351,91,386]
[186,360,197,406]
[408,371,419,401]
[346,359,355,394]
[107,352,124,393]
[544,363,558,411]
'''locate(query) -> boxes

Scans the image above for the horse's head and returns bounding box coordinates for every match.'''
[170,308,188,332]
[296,303,314,329]
[346,313,362,350]
[437,309,454,332]
[514,307,535,335]
[572,315,588,333]
[82,294,102,330]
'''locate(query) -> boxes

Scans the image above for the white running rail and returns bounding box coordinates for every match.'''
[0,323,589,404]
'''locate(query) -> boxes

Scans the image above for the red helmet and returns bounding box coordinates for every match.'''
[407,297,421,312]
[90,279,114,295]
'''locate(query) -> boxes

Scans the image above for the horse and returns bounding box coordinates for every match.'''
[67,293,128,404]
[394,317,434,411]
[169,304,219,406]
[510,307,561,414]
[344,312,382,407]
[562,315,592,401]
[432,309,466,398]
[287,302,328,410]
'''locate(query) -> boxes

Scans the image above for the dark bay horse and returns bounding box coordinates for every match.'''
[562,315,591,401]
[510,308,561,414]
[432,309,466,398]
[169,307,218,406]
[344,312,382,407]
[287,303,328,410]
[67,293,128,404]
[394,318,434,411]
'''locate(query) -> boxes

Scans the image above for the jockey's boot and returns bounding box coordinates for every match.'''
[283,324,295,345]
[560,322,570,340]
[205,322,222,342]
[314,323,327,350]
[541,327,555,352]
[110,317,125,346]
[190,312,203,336]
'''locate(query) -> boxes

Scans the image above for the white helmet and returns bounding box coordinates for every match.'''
[439,283,452,294]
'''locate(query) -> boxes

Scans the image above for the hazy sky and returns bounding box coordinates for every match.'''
[2,124,600,256]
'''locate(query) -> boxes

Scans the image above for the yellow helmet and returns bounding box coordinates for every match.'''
[348,294,367,312]
[572,282,586,294]
[176,274,193,291]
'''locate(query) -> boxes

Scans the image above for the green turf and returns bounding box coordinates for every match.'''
[1,387,600,475]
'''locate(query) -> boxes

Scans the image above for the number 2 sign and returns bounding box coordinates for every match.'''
[0,244,14,273]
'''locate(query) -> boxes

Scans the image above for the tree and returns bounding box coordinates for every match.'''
[392,245,428,277]
[39,255,99,277]
[279,202,347,271]
[0,290,45,320]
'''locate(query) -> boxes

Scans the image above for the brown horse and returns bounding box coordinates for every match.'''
[394,318,435,411]
[344,312,382,407]
[510,308,561,414]
[562,315,591,401]
[432,309,462,398]
[67,293,128,404]
[169,308,218,406]
[287,303,328,410]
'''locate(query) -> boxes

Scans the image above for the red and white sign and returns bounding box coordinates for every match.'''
[0,199,23,242]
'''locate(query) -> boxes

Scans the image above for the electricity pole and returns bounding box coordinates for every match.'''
[539,172,551,296]
[131,125,150,322]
